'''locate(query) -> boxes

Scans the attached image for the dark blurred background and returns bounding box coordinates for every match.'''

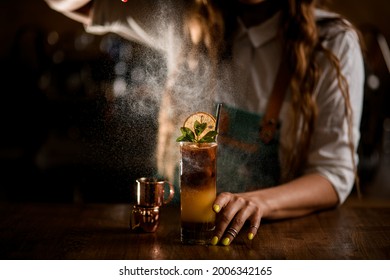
[0,0,389,204]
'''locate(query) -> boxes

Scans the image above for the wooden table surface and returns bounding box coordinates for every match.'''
[0,195,389,260]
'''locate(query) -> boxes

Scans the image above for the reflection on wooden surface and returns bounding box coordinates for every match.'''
[0,194,389,260]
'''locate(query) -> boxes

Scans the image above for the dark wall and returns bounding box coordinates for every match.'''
[329,0,390,39]
[0,0,159,203]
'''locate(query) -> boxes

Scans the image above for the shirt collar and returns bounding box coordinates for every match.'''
[236,11,281,48]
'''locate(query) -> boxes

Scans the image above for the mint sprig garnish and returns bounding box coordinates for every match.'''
[176,127,195,142]
[176,119,217,143]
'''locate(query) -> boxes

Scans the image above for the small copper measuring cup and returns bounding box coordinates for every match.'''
[130,177,174,232]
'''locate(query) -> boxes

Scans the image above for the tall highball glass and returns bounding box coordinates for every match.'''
[179,142,217,244]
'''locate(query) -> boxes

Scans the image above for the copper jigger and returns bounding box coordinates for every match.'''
[130,177,174,232]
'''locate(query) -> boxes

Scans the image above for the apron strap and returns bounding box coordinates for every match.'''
[259,61,291,144]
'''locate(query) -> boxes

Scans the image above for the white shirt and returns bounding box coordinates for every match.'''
[79,0,364,204]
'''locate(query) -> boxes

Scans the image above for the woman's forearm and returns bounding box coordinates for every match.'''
[243,173,339,220]
[45,0,93,24]
[45,0,92,12]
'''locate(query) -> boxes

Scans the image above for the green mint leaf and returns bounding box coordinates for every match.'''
[198,130,218,143]
[194,120,207,137]
[176,135,189,142]
[181,127,195,139]
[176,127,196,142]
[204,130,218,138]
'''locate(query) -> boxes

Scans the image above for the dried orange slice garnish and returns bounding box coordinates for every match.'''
[176,112,217,143]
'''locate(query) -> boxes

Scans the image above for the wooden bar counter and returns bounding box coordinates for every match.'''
[0,195,389,260]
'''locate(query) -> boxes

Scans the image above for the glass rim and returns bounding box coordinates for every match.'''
[179,141,217,146]
[136,177,166,184]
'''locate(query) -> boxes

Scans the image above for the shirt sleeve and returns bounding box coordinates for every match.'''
[304,27,365,204]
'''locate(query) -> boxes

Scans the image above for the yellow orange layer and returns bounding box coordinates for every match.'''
[181,184,216,223]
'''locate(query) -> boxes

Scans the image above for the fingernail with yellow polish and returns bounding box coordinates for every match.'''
[213,204,220,213]
[248,233,254,240]
[210,236,219,246]
[222,237,230,246]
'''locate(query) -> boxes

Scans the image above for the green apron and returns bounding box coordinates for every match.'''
[216,104,280,193]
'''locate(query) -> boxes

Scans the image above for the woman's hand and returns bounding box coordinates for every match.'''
[210,191,268,246]
[209,174,339,246]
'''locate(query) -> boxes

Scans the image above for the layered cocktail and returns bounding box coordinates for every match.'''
[180,142,217,244]
[176,111,218,244]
